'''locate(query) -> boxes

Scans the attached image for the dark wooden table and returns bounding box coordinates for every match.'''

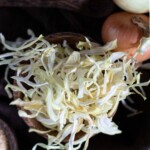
[0,0,115,17]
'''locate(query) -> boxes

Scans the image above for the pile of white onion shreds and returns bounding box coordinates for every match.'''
[0,32,150,150]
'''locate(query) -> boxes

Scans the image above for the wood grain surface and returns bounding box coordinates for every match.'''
[0,0,115,17]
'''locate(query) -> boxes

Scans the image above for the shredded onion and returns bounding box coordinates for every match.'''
[0,32,149,150]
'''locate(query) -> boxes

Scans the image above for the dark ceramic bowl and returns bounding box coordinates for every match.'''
[0,118,18,150]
